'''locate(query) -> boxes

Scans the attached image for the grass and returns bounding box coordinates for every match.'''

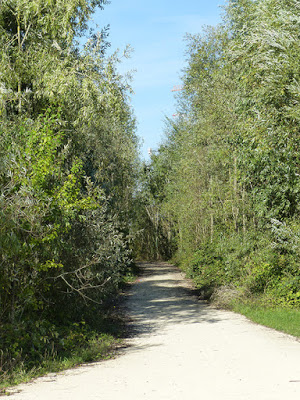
[208,284,300,339]
[233,302,300,338]
[122,263,141,285]
[0,332,120,396]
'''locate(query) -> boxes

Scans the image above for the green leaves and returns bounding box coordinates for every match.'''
[138,0,300,309]
[0,0,138,377]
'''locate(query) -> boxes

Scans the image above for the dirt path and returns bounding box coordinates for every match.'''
[9,262,300,399]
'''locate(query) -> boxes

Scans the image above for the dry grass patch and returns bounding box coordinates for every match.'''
[211,285,246,309]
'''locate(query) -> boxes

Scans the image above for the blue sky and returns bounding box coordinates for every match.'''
[92,0,226,160]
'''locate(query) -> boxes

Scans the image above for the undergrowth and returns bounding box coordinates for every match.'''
[0,306,127,396]
[0,266,139,395]
[0,330,118,396]
[180,224,300,338]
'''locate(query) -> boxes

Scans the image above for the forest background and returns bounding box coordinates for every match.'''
[1,0,300,389]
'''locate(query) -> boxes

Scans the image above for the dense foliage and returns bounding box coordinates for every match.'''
[0,0,138,380]
[139,0,300,308]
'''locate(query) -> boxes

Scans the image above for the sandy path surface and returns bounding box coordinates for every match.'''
[9,262,300,399]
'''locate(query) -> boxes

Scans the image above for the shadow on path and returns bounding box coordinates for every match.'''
[124,262,222,337]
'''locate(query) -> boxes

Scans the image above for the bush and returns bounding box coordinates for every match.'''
[266,275,300,307]
[187,244,226,296]
[184,226,300,309]
[242,261,281,294]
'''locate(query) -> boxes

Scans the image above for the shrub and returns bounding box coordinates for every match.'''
[188,244,226,294]
[242,261,281,294]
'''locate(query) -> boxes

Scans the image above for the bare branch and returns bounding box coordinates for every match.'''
[21,22,32,48]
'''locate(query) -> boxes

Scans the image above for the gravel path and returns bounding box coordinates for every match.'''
[9,262,300,399]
